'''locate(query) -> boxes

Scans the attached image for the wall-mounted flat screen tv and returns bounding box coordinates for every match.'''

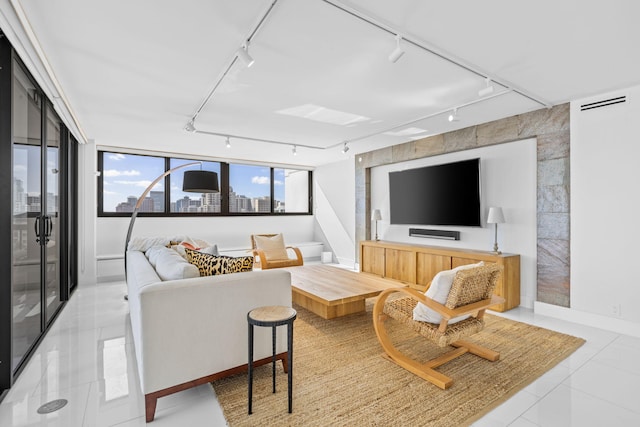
[389,158,481,227]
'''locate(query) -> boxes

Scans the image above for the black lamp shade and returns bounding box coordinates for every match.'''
[182,170,219,193]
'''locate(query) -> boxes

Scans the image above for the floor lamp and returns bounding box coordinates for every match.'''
[123,161,219,281]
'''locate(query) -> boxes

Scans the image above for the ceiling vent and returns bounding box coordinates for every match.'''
[580,96,626,111]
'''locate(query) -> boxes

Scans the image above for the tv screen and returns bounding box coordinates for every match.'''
[389,158,481,226]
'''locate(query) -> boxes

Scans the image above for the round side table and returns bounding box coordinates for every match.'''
[247,305,297,415]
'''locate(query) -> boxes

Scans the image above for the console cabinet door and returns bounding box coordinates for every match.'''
[385,249,416,284]
[361,246,385,276]
[417,253,451,289]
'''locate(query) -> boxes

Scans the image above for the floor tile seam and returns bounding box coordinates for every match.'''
[589,354,640,376]
[606,334,640,351]
[81,381,143,427]
[503,389,544,427]
[588,357,640,378]
[80,380,96,427]
[560,373,640,416]
[506,379,573,426]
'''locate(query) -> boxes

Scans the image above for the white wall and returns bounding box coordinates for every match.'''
[570,84,640,331]
[313,158,356,266]
[78,141,97,287]
[370,139,538,308]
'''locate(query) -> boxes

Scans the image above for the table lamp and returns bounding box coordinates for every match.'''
[372,209,382,241]
[487,207,505,254]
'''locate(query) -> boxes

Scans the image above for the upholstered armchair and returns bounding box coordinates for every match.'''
[250,233,303,270]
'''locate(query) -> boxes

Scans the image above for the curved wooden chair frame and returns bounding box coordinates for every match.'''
[250,234,304,270]
[372,264,505,389]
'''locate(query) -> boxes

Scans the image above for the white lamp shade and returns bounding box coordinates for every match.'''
[371,209,382,221]
[487,207,505,224]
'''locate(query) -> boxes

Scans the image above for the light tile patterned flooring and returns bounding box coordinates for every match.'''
[1,275,639,426]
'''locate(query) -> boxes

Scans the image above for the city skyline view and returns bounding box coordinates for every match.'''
[102,152,288,212]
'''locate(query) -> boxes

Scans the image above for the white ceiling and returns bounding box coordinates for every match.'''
[11,0,640,167]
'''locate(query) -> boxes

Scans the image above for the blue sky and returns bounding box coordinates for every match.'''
[102,152,285,211]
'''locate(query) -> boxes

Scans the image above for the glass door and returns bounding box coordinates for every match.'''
[11,60,43,371]
[44,105,62,324]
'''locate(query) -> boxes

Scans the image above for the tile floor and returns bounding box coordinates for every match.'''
[1,277,639,426]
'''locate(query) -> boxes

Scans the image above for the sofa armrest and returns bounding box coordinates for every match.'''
[135,269,292,394]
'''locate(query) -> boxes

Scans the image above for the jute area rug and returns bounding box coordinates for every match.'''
[212,301,585,426]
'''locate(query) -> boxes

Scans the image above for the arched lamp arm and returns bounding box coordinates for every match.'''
[124,161,202,279]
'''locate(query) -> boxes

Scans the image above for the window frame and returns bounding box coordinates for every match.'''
[97,150,313,217]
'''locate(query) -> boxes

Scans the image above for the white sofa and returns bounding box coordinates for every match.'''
[126,248,292,422]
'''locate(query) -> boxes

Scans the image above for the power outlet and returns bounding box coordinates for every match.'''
[612,304,622,317]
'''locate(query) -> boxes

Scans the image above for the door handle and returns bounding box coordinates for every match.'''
[44,215,52,243]
[35,216,41,243]
[47,216,53,240]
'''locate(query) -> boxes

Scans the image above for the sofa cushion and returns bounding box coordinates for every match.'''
[145,245,167,268]
[145,246,200,281]
[185,248,253,276]
[413,262,484,324]
[254,234,289,261]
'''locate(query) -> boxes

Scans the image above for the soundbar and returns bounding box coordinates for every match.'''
[409,228,460,240]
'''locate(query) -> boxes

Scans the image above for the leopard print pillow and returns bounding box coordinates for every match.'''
[185,248,253,276]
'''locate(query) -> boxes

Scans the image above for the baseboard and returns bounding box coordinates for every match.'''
[97,274,125,283]
[534,301,640,338]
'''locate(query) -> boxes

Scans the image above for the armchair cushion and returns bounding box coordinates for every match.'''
[253,234,289,261]
[413,261,484,324]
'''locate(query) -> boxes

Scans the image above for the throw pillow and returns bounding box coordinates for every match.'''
[185,248,253,276]
[254,234,289,261]
[200,245,219,256]
[154,247,200,281]
[129,236,171,252]
[169,244,188,259]
[145,245,168,268]
[413,261,484,324]
[179,236,207,251]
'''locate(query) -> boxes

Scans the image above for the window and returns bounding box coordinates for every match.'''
[98,151,312,216]
[170,159,221,213]
[274,168,310,213]
[101,152,164,213]
[229,164,271,213]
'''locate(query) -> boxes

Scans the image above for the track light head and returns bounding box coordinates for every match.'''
[184,120,196,133]
[342,142,350,154]
[237,43,255,68]
[478,78,494,97]
[388,34,405,63]
[448,108,459,122]
[292,145,297,156]
[225,136,231,148]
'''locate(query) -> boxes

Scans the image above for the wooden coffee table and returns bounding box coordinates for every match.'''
[284,264,405,319]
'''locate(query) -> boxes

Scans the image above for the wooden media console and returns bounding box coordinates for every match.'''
[359,240,520,312]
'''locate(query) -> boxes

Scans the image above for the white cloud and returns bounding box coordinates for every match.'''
[103,190,119,195]
[251,176,270,185]
[274,180,284,186]
[108,153,126,161]
[113,179,158,189]
[103,169,141,177]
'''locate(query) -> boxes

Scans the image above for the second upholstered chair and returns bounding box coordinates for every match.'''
[250,233,303,269]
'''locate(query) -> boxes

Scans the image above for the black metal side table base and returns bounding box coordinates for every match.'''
[248,305,297,415]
